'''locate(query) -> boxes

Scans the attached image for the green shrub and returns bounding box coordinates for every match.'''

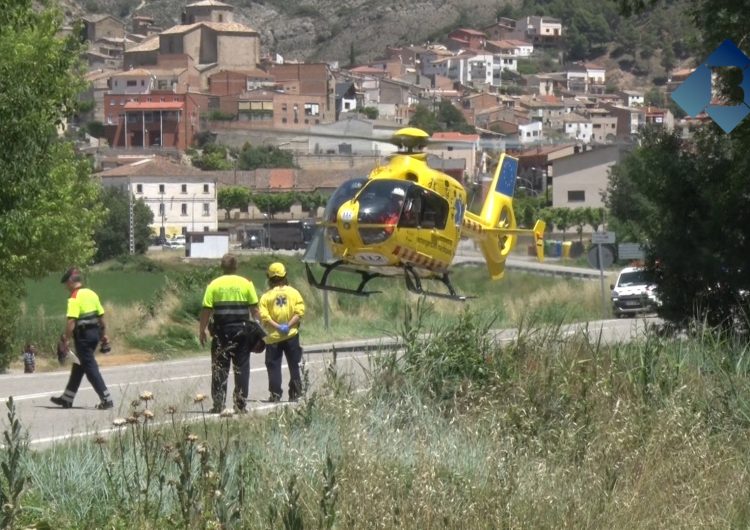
[0,280,20,372]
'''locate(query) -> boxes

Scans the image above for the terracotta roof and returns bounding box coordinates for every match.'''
[161,21,257,35]
[349,65,386,74]
[453,28,486,36]
[83,14,123,24]
[85,69,117,82]
[111,68,154,77]
[96,157,206,178]
[124,101,185,110]
[126,35,159,53]
[432,132,479,142]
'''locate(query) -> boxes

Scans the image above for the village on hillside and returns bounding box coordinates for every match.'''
[66,0,700,240]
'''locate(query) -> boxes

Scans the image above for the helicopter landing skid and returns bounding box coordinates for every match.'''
[305,261,383,296]
[403,265,473,302]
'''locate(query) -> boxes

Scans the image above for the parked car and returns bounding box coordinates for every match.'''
[610,266,660,317]
[162,236,186,250]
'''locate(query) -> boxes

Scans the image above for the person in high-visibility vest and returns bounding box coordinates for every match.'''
[50,267,114,410]
[198,254,263,413]
[259,262,306,402]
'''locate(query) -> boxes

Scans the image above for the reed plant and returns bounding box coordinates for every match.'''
[4,307,750,528]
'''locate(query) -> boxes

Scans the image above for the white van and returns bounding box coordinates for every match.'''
[610,266,659,317]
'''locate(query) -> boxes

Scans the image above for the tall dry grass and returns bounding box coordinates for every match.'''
[8,310,750,528]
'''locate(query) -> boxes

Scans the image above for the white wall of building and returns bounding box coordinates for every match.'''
[187,232,229,258]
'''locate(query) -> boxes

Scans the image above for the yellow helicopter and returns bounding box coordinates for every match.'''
[302,127,546,301]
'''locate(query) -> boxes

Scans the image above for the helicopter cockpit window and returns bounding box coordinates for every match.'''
[356,180,413,245]
[325,178,366,222]
[356,180,412,225]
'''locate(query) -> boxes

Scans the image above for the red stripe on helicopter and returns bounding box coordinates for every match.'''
[392,246,448,272]
[462,218,483,233]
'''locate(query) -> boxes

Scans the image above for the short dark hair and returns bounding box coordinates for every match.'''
[61,267,81,283]
[220,254,237,273]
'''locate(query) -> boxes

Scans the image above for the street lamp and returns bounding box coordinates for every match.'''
[263,212,271,250]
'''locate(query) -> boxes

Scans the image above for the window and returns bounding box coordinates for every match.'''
[568,190,585,202]
[203,184,209,193]
[304,103,320,116]
[159,184,165,193]
[203,203,210,216]
[181,204,188,216]
[204,226,209,232]
[192,234,204,243]
[420,189,449,229]
[136,184,143,193]
[126,80,137,87]
[181,184,187,193]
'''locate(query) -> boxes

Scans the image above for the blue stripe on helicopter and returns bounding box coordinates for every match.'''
[495,156,517,197]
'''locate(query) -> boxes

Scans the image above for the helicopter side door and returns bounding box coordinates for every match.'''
[409,187,452,265]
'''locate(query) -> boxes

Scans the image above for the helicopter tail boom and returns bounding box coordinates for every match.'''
[463,153,545,279]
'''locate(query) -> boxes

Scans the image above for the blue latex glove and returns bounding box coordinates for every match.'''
[278,324,290,334]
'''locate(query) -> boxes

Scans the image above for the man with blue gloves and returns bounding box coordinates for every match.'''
[259,262,306,402]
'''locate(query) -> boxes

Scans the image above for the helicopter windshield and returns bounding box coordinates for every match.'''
[356,180,412,225]
[355,180,414,245]
[324,178,367,222]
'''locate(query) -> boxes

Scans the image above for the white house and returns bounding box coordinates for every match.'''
[619,90,644,107]
[518,120,544,145]
[109,68,155,94]
[96,156,218,238]
[564,113,593,143]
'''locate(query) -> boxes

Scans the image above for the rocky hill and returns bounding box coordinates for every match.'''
[61,0,518,64]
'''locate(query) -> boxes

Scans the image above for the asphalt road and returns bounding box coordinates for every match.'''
[1,317,656,449]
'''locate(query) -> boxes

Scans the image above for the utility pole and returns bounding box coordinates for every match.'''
[128,180,135,254]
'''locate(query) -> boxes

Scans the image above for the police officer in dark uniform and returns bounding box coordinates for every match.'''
[198,254,263,413]
[50,267,114,409]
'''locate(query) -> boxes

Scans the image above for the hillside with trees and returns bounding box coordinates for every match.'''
[64,0,699,82]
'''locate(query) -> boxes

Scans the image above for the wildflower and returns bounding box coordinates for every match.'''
[197,443,208,454]
[112,418,127,427]
[126,416,138,424]
[186,433,198,443]
[166,405,178,414]
[93,435,107,445]
[143,409,154,420]
[139,390,154,401]
[194,393,206,403]
[220,408,235,418]
[131,399,141,408]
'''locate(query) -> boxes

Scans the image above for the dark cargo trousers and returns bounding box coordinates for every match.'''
[60,326,112,406]
[211,322,251,412]
[265,334,303,401]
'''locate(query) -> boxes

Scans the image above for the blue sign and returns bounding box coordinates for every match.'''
[672,39,750,133]
[453,198,464,227]
[495,156,518,197]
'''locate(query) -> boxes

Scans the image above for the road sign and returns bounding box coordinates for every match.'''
[592,231,616,244]
[587,245,615,269]
[618,243,645,260]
